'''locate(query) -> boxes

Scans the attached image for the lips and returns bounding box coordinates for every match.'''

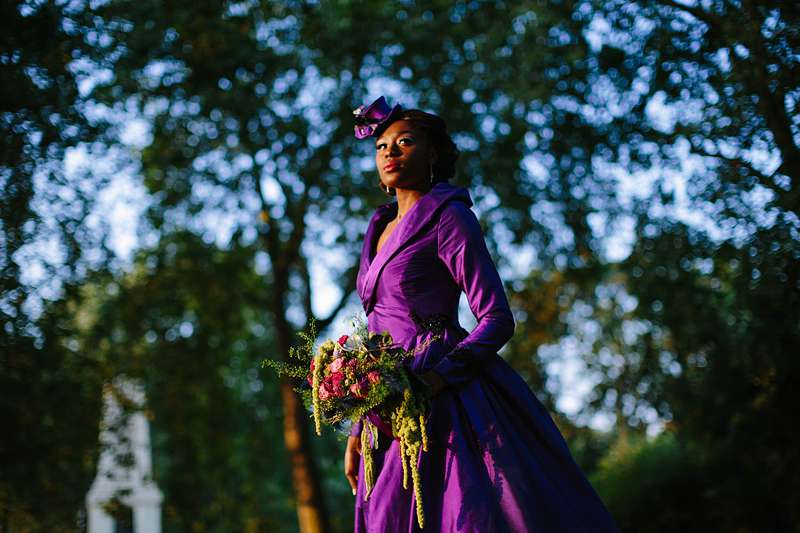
[383,162,401,172]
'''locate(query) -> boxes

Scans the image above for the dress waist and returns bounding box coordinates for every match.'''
[369,306,461,345]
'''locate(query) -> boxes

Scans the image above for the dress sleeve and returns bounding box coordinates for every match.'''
[429,202,515,386]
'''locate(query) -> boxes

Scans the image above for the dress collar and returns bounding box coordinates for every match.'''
[356,182,473,313]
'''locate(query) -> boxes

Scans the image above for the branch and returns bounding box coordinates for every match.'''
[299,254,313,327]
[654,0,723,30]
[284,184,310,265]
[311,262,359,334]
[253,165,280,255]
[741,1,800,183]
[687,143,797,209]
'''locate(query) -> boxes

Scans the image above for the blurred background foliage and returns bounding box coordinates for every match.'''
[1,0,797,531]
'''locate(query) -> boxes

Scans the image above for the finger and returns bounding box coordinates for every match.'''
[346,472,358,495]
[348,435,362,454]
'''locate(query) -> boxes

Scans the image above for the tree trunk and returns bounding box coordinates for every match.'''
[272,280,331,533]
[278,378,331,533]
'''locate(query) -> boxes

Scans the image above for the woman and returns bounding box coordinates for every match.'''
[344,96,618,532]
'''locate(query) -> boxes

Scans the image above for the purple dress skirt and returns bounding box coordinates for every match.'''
[350,183,618,532]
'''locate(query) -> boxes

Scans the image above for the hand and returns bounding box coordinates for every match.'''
[417,369,447,397]
[407,368,447,399]
[344,435,361,495]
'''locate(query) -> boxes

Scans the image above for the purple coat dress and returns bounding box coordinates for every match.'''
[350,182,618,532]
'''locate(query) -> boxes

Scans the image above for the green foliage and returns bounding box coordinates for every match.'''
[1,0,113,316]
[83,230,300,531]
[0,280,108,531]
[597,0,800,218]
[556,419,617,477]
[619,219,800,529]
[262,319,319,382]
[591,431,713,532]
[1,2,116,524]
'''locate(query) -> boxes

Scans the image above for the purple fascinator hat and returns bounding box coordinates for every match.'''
[352,96,402,139]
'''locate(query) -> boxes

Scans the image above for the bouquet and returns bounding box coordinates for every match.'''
[262,317,439,528]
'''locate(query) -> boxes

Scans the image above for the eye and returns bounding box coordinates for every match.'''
[398,136,415,145]
[375,142,386,150]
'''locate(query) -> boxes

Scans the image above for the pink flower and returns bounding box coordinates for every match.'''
[366,371,381,384]
[329,357,345,373]
[349,378,370,399]
[307,359,316,386]
[318,381,334,401]
[330,372,346,397]
[338,335,349,346]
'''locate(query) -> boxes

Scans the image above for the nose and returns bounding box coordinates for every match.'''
[385,142,401,158]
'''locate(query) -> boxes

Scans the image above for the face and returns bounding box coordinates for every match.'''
[375,120,437,191]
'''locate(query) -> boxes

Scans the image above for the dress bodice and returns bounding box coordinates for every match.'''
[365,210,464,351]
[355,182,514,384]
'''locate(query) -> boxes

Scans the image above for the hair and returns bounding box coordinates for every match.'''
[375,109,460,196]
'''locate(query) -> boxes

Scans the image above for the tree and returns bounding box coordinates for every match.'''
[1,2,115,529]
[598,0,799,219]
[590,431,712,532]
[580,1,800,528]
[89,2,382,529]
[77,229,348,531]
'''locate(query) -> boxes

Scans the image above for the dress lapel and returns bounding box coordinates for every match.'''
[357,183,471,313]
[356,204,395,304]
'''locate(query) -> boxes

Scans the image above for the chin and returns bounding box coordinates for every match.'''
[384,177,426,190]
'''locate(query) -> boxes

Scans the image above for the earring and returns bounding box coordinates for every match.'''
[429,161,435,185]
[383,183,391,194]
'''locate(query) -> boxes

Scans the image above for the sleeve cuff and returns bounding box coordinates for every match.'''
[433,345,481,385]
[349,419,363,437]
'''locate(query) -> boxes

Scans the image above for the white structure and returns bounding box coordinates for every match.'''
[86,376,163,533]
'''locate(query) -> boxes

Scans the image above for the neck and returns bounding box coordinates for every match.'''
[394,185,432,219]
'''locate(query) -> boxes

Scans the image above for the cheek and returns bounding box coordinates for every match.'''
[406,149,426,170]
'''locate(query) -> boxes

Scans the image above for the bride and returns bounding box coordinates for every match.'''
[343,96,618,532]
